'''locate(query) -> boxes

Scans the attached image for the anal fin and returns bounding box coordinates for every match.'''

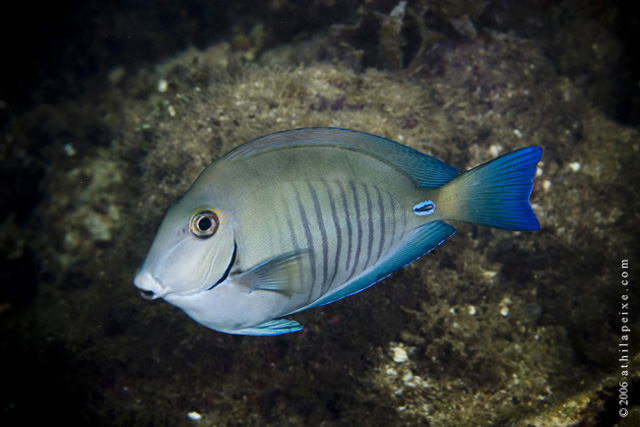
[234,318,304,336]
[302,221,456,310]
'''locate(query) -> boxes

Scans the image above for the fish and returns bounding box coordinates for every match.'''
[134,127,541,336]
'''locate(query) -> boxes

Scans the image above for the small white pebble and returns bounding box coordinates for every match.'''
[467,305,477,316]
[512,373,520,385]
[500,306,509,317]
[158,79,168,92]
[393,347,409,363]
[513,128,522,138]
[542,180,552,191]
[482,270,497,280]
[168,105,176,117]
[187,411,202,421]
[568,162,581,172]
[489,144,502,157]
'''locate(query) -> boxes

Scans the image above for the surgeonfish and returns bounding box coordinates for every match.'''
[134,128,541,335]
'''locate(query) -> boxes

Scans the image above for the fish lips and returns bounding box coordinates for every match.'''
[134,271,169,300]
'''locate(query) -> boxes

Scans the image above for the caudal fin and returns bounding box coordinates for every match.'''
[438,146,542,231]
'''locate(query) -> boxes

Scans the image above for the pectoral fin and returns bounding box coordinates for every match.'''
[236,250,310,295]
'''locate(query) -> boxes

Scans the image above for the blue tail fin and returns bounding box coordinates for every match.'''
[438,146,542,231]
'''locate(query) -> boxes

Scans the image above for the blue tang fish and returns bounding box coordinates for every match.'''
[134,128,541,335]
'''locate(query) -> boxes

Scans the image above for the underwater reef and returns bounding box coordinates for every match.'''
[1,0,639,425]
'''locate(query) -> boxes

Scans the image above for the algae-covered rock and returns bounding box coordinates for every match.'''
[1,1,639,426]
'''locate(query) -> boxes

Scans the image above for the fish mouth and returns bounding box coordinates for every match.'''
[139,289,156,300]
[134,271,167,300]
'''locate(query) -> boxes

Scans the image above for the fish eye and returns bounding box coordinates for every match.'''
[190,210,219,238]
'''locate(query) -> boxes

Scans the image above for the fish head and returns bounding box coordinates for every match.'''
[134,196,236,301]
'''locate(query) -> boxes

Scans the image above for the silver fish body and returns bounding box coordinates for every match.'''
[134,128,541,335]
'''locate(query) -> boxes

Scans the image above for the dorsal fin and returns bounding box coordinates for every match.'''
[224,127,459,189]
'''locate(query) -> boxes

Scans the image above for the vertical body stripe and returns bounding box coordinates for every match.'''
[362,183,374,269]
[323,181,342,291]
[307,181,329,292]
[285,178,409,297]
[375,186,386,263]
[284,197,300,252]
[336,181,353,273]
[284,193,305,287]
[294,188,317,288]
[348,181,363,280]
[387,190,398,248]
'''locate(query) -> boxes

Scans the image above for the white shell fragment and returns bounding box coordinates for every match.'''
[187,411,202,421]
[393,346,409,363]
[568,161,581,172]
